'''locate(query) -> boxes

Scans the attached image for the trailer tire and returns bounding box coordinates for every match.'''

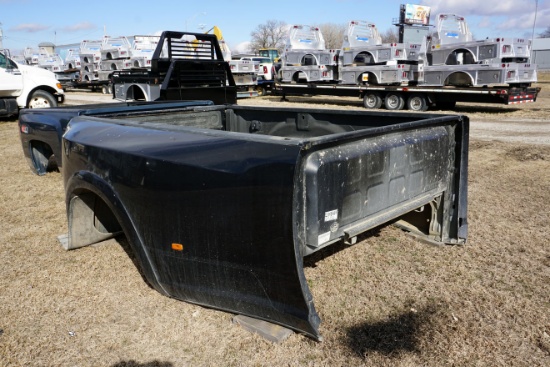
[363,92,383,109]
[407,94,428,111]
[28,90,57,109]
[255,85,266,96]
[384,93,405,110]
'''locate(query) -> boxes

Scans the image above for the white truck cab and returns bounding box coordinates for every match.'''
[0,49,64,117]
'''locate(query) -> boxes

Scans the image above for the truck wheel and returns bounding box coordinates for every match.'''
[384,93,405,110]
[28,90,57,109]
[407,94,428,111]
[363,92,382,109]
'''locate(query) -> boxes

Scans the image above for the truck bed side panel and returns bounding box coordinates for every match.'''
[61,107,468,340]
[62,121,321,338]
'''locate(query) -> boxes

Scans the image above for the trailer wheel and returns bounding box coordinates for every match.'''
[28,90,57,109]
[384,93,405,110]
[363,92,382,109]
[407,94,428,111]
[255,85,266,96]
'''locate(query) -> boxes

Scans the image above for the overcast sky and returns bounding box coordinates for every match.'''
[1,0,548,53]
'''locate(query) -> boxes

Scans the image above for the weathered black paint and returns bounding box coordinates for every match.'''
[59,104,468,340]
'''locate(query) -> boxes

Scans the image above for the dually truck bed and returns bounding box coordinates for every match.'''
[60,103,468,340]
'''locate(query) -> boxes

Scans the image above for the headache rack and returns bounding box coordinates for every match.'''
[111,31,237,104]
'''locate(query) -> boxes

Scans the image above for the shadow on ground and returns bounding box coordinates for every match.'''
[344,302,445,359]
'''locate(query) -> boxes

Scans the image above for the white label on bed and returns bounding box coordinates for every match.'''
[318,232,331,245]
[324,209,338,222]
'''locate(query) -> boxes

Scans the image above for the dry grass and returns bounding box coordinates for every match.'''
[1,87,549,366]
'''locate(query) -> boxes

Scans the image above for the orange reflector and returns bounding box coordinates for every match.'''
[171,243,184,251]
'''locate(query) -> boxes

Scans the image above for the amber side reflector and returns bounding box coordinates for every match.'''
[171,243,184,251]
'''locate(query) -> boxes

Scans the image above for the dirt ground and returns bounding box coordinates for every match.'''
[0,75,549,366]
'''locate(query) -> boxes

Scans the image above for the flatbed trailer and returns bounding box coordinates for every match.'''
[69,78,111,93]
[274,82,541,111]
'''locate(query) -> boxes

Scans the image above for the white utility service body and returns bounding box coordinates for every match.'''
[275,12,539,111]
[421,14,537,87]
[279,25,339,83]
[339,20,420,85]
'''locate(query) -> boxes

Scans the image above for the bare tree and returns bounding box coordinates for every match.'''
[540,27,550,38]
[380,27,399,43]
[249,20,287,53]
[315,23,347,49]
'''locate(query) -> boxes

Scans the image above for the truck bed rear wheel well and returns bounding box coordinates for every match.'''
[446,49,476,65]
[444,72,473,87]
[361,72,378,85]
[301,54,318,66]
[67,190,123,249]
[126,85,148,101]
[30,140,56,175]
[66,189,159,289]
